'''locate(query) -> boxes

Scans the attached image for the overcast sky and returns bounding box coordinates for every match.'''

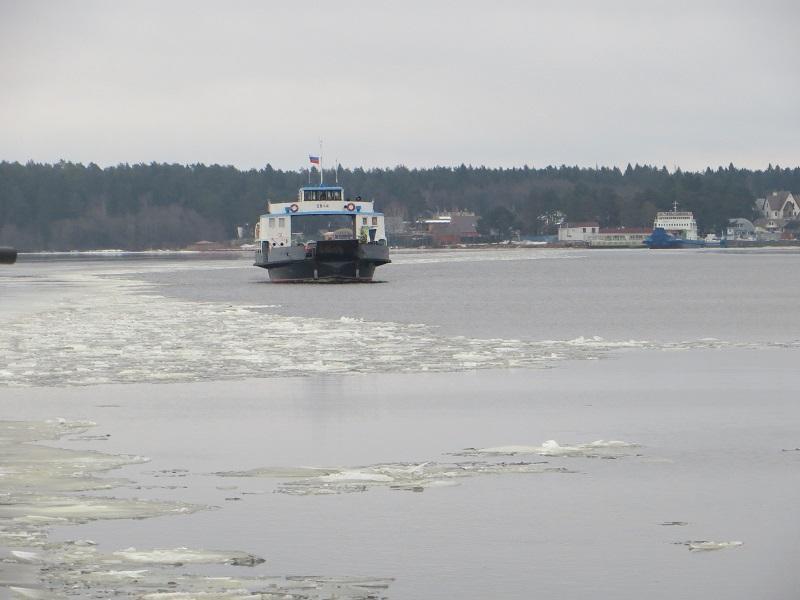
[1,0,798,171]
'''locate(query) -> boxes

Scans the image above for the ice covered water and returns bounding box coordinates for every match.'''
[1,266,797,387]
[0,419,392,599]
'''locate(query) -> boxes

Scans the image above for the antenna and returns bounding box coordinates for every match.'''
[335,158,339,184]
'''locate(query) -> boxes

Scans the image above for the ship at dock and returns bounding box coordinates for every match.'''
[253,184,390,282]
[644,202,721,248]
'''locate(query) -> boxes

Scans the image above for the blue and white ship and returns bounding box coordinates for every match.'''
[254,184,390,282]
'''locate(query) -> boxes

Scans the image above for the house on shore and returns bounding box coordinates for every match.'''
[557,222,599,244]
[726,218,756,240]
[754,191,800,236]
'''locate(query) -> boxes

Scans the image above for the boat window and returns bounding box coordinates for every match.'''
[372,217,378,226]
[278,218,286,227]
[268,218,275,228]
[362,217,368,225]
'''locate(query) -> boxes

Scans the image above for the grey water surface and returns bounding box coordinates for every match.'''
[1,248,799,599]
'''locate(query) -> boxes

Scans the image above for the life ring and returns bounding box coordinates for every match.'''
[290,203,299,213]
[345,202,356,211]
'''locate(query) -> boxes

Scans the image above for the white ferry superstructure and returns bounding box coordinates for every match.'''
[253,184,390,282]
[653,201,698,240]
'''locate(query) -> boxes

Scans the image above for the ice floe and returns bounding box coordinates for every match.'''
[676,540,744,552]
[0,419,393,599]
[457,439,640,458]
[112,547,265,566]
[216,460,573,496]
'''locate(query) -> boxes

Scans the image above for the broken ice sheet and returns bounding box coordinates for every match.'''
[25,543,391,600]
[457,439,641,458]
[35,559,392,600]
[1,420,394,599]
[0,419,210,575]
[675,540,744,552]
[13,543,264,567]
[216,460,573,496]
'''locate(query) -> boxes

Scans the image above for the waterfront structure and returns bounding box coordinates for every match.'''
[422,213,480,246]
[726,218,756,241]
[755,191,799,221]
[253,184,390,282]
[558,222,599,243]
[754,191,800,234]
[653,203,697,240]
[588,227,651,247]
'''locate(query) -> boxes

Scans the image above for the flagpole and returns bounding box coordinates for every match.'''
[319,139,323,185]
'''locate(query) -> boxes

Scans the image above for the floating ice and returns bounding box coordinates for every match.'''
[0,419,393,599]
[216,460,573,496]
[8,586,54,599]
[3,267,793,387]
[459,439,640,458]
[679,540,744,552]
[112,547,265,566]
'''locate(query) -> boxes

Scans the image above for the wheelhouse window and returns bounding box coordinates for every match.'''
[302,189,343,202]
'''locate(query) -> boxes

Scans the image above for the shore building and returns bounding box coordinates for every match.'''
[558,222,599,243]
[588,227,651,247]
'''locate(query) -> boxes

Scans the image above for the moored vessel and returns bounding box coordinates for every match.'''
[652,201,698,240]
[253,184,390,282]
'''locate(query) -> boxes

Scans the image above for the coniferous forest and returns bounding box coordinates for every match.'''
[1,160,799,250]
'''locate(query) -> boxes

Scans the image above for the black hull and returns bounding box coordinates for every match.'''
[255,239,390,282]
[263,259,380,282]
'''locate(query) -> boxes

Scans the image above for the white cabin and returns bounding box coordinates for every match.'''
[255,185,387,249]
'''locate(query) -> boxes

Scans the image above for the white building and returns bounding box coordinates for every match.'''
[558,222,599,243]
[653,203,698,240]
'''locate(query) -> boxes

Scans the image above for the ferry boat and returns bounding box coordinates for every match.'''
[253,184,390,282]
[644,202,706,248]
[652,201,698,240]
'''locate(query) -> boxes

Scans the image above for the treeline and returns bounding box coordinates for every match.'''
[1,160,799,250]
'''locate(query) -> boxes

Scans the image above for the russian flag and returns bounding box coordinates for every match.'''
[309,155,320,165]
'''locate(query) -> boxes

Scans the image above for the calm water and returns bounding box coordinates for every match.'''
[1,248,799,599]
